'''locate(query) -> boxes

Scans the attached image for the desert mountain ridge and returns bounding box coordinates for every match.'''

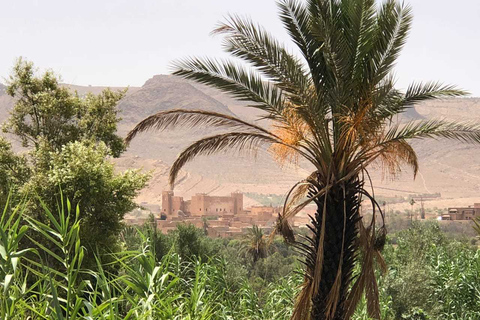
[1,75,480,211]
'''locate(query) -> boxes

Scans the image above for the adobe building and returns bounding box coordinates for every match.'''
[444,203,480,220]
[151,190,314,237]
[162,191,243,217]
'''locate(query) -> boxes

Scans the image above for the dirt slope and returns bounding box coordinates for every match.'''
[1,76,480,210]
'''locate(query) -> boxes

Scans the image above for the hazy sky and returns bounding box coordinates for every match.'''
[1,0,479,95]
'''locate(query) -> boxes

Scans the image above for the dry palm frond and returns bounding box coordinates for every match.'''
[291,278,314,320]
[345,222,380,320]
[275,183,329,240]
[376,139,419,179]
[312,172,332,298]
[271,213,295,244]
[270,102,311,165]
[271,172,318,244]
[473,217,480,236]
[344,185,386,320]
[125,109,274,145]
[283,172,319,213]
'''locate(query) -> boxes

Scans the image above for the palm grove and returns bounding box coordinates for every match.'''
[126,0,480,320]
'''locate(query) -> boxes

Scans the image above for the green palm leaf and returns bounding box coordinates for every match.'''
[169,132,281,186]
[125,109,275,145]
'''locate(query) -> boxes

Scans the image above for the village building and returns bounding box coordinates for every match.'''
[162,191,243,217]
[125,191,313,237]
[157,191,282,237]
[443,203,480,220]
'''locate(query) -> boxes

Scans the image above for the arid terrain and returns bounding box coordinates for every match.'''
[1,76,480,211]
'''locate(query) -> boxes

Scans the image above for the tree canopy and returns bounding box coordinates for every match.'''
[1,59,148,266]
[4,58,126,157]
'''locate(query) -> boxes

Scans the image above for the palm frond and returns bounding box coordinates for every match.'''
[403,81,468,105]
[359,120,480,178]
[171,57,285,118]
[372,0,413,84]
[371,81,466,122]
[277,0,313,65]
[278,0,334,96]
[343,0,377,86]
[213,14,311,98]
[125,109,274,145]
[169,132,280,187]
[376,139,419,178]
[272,173,317,244]
[381,119,480,144]
[283,171,318,215]
[473,217,480,236]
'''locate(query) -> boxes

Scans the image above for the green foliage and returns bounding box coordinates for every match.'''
[24,140,148,262]
[4,58,126,157]
[244,193,284,206]
[0,197,32,319]
[241,225,268,264]
[175,223,205,261]
[25,197,86,319]
[381,222,480,319]
[171,223,222,263]
[0,138,30,204]
[0,59,149,269]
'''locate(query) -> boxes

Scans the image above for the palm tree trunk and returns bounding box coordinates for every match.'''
[309,178,362,320]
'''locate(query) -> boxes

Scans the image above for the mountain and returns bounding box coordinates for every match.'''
[114,80,480,209]
[1,76,480,210]
[117,75,234,124]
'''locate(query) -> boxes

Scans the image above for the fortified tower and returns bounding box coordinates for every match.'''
[162,191,184,217]
[231,192,243,214]
[162,191,174,215]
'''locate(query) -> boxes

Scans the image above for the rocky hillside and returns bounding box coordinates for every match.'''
[1,76,480,209]
[117,75,234,124]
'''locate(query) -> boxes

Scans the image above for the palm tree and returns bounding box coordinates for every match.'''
[126,0,480,318]
[242,225,268,264]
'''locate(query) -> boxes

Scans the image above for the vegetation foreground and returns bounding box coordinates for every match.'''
[0,197,479,320]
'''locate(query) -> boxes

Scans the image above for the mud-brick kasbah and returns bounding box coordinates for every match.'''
[124,191,312,238]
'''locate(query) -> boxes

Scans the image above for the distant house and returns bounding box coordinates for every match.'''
[444,203,480,220]
[161,191,243,217]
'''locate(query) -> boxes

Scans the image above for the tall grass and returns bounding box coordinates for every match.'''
[0,197,302,320]
[1,199,479,319]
